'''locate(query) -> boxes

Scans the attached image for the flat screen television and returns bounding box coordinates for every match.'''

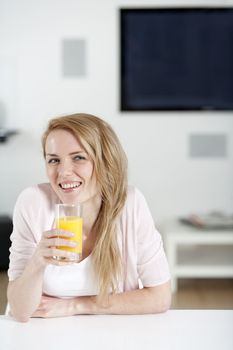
[120,8,233,111]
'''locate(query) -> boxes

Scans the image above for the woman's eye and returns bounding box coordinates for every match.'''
[74,155,86,161]
[48,158,59,164]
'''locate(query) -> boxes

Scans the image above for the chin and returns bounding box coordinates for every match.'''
[54,191,77,205]
[61,195,81,205]
[55,186,99,205]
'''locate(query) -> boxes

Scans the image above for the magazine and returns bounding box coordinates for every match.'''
[180,212,233,230]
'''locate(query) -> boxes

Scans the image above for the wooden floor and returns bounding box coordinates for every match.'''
[0,271,233,314]
[0,271,8,314]
[171,278,233,309]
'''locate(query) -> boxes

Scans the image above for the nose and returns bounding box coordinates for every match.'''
[58,158,74,177]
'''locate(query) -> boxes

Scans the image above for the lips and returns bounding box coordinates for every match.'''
[59,181,82,190]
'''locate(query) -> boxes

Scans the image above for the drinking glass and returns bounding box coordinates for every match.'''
[54,203,82,262]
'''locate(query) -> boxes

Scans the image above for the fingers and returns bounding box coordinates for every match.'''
[40,229,78,249]
[43,229,74,239]
[35,229,79,266]
[43,237,78,249]
[42,247,79,263]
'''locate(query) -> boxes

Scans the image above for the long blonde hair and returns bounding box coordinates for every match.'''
[42,113,128,301]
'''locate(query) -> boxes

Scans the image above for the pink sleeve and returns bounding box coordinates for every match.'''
[8,188,38,281]
[135,190,170,286]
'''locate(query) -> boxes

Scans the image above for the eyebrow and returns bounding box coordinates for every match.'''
[45,151,87,157]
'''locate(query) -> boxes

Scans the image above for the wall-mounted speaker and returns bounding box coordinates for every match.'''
[62,39,86,77]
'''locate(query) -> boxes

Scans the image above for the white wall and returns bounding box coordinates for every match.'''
[0,0,233,222]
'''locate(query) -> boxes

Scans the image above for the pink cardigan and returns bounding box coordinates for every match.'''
[8,184,170,295]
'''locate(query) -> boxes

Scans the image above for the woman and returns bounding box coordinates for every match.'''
[7,113,171,322]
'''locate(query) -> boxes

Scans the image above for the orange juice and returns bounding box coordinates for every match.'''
[56,216,82,254]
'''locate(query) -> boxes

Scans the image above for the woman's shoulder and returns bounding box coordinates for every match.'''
[122,185,153,223]
[14,183,58,222]
[17,182,52,197]
[125,185,147,207]
[16,183,57,206]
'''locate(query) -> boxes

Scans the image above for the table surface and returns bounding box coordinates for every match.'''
[1,310,233,350]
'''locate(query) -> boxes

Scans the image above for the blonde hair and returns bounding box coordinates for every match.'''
[42,113,128,301]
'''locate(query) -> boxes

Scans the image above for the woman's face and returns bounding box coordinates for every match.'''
[45,129,99,204]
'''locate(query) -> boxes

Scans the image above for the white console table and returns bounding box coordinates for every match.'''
[1,311,233,350]
[160,219,233,292]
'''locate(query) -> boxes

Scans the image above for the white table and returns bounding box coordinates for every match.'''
[0,310,233,350]
[160,219,233,291]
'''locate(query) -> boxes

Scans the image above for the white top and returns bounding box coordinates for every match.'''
[43,255,99,297]
[8,184,170,297]
[1,310,233,350]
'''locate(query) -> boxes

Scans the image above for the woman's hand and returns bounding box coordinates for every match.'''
[8,229,79,322]
[32,295,75,318]
[32,229,78,267]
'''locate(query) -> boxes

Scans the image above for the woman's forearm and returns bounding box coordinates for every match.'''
[31,282,171,318]
[75,281,171,315]
[8,228,80,322]
[7,257,45,322]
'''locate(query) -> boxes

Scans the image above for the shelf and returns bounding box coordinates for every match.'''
[177,245,233,266]
[175,266,233,278]
[161,219,233,291]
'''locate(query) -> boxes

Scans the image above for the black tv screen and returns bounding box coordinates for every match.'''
[120,8,233,111]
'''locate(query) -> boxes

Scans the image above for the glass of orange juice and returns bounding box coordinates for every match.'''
[54,203,82,262]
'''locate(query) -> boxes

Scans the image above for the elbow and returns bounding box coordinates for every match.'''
[9,308,31,323]
[147,282,172,314]
[151,297,171,314]
[7,286,32,322]
[14,315,30,323]
[158,296,172,313]
[149,292,171,314]
[158,286,172,313]
[8,302,31,323]
[159,280,172,313]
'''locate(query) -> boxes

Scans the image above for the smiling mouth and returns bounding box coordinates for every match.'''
[59,182,82,190]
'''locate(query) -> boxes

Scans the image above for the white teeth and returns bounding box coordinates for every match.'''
[61,183,81,189]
